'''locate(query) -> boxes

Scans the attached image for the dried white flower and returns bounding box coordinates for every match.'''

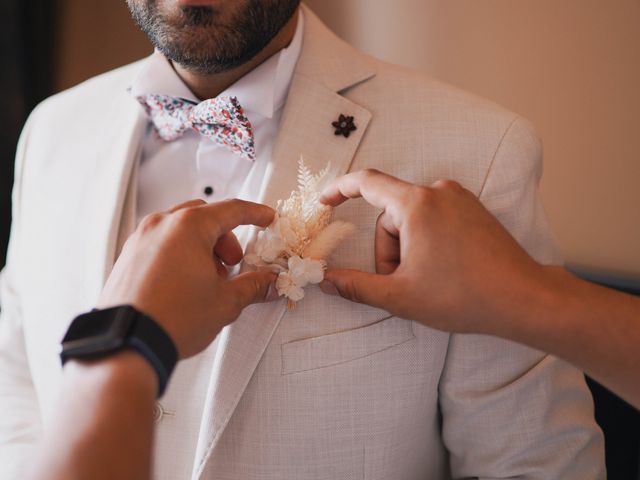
[245,157,355,308]
[253,226,287,263]
[275,272,305,302]
[288,256,326,286]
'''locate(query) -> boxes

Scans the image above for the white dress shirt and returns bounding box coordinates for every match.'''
[127,13,304,479]
[130,12,304,223]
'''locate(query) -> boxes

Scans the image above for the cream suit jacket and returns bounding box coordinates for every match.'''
[0,7,604,480]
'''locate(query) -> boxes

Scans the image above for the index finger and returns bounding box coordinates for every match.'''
[320,169,414,211]
[188,199,275,240]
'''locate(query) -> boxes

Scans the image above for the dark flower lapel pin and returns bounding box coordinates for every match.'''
[332,114,357,138]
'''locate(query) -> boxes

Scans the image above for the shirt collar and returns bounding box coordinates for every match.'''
[129,9,304,120]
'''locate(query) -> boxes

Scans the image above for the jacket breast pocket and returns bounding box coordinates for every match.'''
[280,316,415,375]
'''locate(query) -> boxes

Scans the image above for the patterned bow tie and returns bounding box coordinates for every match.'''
[136,94,256,161]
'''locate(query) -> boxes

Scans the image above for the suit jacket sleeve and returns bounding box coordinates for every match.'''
[0,111,43,478]
[438,117,605,479]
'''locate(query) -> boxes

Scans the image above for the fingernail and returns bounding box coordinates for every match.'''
[264,282,280,302]
[319,279,339,296]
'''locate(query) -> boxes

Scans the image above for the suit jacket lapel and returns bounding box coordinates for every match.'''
[83,94,145,303]
[260,73,373,207]
[192,8,375,478]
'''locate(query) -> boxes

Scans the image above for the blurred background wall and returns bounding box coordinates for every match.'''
[307,0,640,279]
[49,0,640,277]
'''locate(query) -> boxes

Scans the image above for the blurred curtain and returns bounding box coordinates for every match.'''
[0,0,57,266]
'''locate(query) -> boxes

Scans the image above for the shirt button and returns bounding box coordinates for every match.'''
[203,186,214,196]
[153,402,164,423]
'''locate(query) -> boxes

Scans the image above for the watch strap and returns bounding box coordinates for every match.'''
[126,310,178,397]
[60,306,178,397]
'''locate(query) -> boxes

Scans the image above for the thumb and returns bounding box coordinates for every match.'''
[321,269,398,311]
[228,271,279,308]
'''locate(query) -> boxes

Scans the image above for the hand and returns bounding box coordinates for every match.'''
[98,199,278,358]
[319,169,547,334]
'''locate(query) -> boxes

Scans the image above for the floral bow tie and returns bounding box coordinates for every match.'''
[136,94,256,161]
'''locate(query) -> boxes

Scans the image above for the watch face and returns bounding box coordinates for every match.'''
[64,312,120,340]
[61,306,137,361]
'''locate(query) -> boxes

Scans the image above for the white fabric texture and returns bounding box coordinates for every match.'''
[0,6,604,480]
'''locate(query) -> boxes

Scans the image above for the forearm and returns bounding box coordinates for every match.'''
[495,266,640,408]
[27,351,157,480]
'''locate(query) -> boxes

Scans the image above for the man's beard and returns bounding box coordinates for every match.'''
[127,0,300,75]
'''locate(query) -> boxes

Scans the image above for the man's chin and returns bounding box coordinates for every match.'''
[177,0,219,5]
[161,44,253,75]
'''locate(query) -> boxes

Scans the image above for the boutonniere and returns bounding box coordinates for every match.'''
[245,158,355,308]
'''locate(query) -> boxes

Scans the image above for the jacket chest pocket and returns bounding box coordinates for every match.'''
[280,316,416,375]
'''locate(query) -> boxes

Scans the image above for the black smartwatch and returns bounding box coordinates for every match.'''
[60,305,178,397]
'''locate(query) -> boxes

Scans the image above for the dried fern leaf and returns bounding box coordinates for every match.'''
[297,157,315,192]
[314,162,331,185]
